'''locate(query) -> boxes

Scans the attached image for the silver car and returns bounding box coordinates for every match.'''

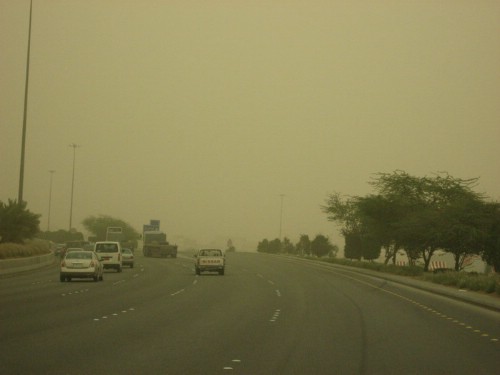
[60,250,104,282]
[121,248,134,268]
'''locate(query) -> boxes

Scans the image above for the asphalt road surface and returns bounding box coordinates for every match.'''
[1,251,499,374]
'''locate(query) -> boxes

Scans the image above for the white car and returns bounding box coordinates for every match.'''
[94,241,123,272]
[60,250,103,282]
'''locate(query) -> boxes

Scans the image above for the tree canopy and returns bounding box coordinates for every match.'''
[82,215,140,244]
[0,199,40,243]
[323,171,498,271]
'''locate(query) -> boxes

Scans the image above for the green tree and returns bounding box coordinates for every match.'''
[356,194,404,264]
[311,234,336,257]
[343,230,362,260]
[479,202,500,272]
[0,199,40,243]
[282,237,295,254]
[368,171,485,271]
[296,234,311,256]
[37,229,84,243]
[268,238,282,254]
[257,238,270,253]
[82,215,139,246]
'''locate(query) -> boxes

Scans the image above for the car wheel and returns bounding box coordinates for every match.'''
[60,275,65,282]
[93,274,98,282]
[219,269,225,276]
[118,266,122,273]
[131,264,134,268]
[67,277,72,282]
[195,267,200,275]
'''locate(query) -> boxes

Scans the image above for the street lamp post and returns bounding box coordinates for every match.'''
[68,143,80,231]
[18,0,33,203]
[47,170,55,231]
[279,194,285,241]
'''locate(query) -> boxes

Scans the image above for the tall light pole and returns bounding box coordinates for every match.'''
[47,170,55,231]
[18,0,33,203]
[279,194,285,241]
[68,143,80,231]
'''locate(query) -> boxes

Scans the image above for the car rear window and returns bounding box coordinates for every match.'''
[95,244,118,253]
[66,252,92,259]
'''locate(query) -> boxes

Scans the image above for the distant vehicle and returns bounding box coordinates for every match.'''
[142,231,177,258]
[106,227,123,242]
[66,247,86,253]
[94,241,122,272]
[60,240,92,258]
[194,248,225,275]
[121,248,134,268]
[60,250,103,282]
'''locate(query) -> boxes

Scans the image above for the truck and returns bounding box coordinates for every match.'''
[142,231,178,258]
[194,248,225,275]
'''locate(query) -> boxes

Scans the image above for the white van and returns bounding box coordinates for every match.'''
[94,241,122,272]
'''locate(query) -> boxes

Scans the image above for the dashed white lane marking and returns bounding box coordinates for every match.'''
[276,289,281,297]
[62,289,89,296]
[268,280,275,285]
[223,359,242,370]
[93,307,135,321]
[193,279,198,285]
[171,289,185,296]
[270,309,281,322]
[113,280,126,285]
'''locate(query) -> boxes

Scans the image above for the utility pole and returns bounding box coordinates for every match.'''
[18,0,33,203]
[47,170,55,231]
[68,143,80,231]
[279,194,285,241]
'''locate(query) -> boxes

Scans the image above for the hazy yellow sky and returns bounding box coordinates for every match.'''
[1,0,499,250]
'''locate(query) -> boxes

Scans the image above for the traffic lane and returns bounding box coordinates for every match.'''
[1,254,272,374]
[2,252,498,374]
[0,256,197,374]
[271,256,500,343]
[0,255,281,374]
[222,253,500,374]
[80,259,282,374]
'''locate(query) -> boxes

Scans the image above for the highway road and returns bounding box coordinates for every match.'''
[1,250,499,374]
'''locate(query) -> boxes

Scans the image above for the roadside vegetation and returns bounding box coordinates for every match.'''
[321,171,500,273]
[257,171,500,297]
[318,256,500,296]
[0,239,51,259]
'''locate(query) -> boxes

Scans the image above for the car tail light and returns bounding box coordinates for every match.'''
[118,253,121,261]
[90,260,95,267]
[61,260,66,267]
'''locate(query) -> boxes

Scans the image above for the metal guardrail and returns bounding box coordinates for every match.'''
[0,252,55,276]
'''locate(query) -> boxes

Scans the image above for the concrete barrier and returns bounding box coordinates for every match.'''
[0,252,56,276]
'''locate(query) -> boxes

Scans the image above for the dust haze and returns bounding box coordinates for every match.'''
[1,1,499,250]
